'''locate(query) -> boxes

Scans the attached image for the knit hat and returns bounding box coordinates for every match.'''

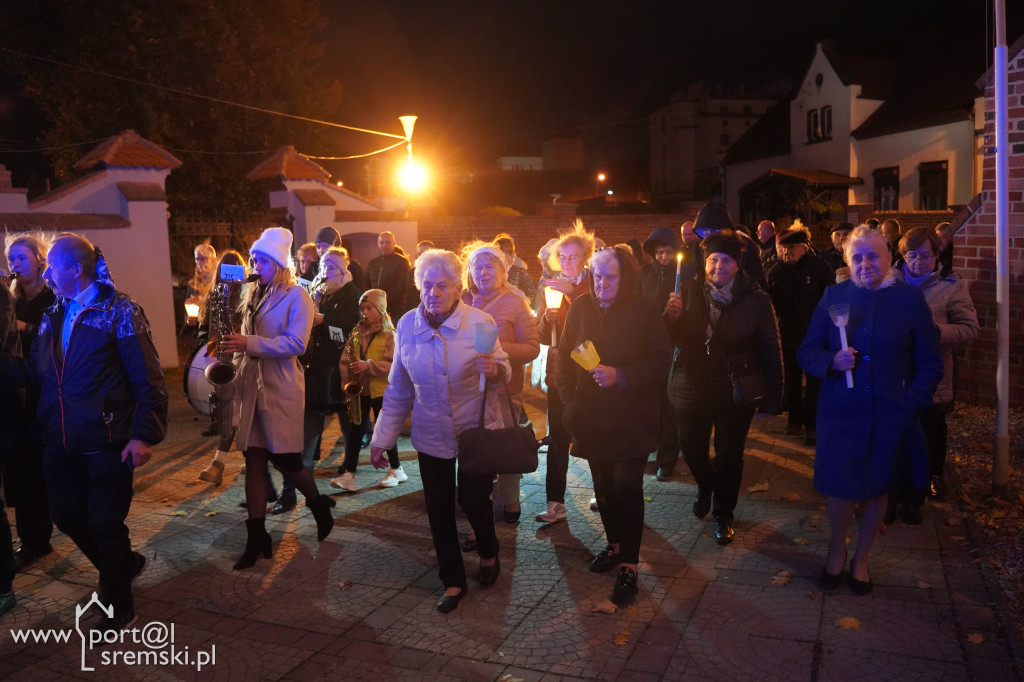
[320,250,348,272]
[315,225,341,247]
[701,230,744,263]
[642,227,682,256]
[777,229,810,246]
[466,244,507,272]
[358,288,385,317]
[693,201,735,239]
[250,227,293,269]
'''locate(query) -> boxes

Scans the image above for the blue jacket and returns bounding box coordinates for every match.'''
[2,281,168,451]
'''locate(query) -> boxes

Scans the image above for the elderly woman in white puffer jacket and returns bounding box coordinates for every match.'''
[370,249,510,615]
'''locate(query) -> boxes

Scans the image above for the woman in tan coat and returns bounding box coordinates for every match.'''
[219,227,334,570]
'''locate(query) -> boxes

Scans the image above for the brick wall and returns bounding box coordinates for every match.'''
[954,47,1024,406]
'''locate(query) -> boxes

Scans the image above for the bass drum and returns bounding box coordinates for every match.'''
[184,344,217,417]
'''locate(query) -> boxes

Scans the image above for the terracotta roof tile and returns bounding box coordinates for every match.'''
[247,146,330,182]
[117,182,167,202]
[74,130,182,171]
[30,171,108,208]
[0,212,130,232]
[293,189,335,206]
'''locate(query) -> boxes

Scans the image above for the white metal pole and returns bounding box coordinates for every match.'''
[993,0,1010,495]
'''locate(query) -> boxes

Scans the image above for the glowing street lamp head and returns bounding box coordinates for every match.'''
[399,160,428,193]
[597,173,606,182]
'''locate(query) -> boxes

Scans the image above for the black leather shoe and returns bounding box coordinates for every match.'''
[848,558,873,595]
[590,545,620,573]
[901,503,923,526]
[929,475,948,501]
[477,558,501,586]
[270,491,297,515]
[611,566,639,606]
[461,538,478,553]
[714,518,735,545]
[13,544,53,571]
[692,488,712,519]
[436,588,466,613]
[503,507,521,524]
[656,467,675,482]
[819,568,843,590]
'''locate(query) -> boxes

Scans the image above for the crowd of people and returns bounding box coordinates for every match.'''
[0,204,976,623]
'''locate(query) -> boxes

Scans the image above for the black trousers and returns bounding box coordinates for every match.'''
[342,397,399,472]
[0,493,14,593]
[655,391,681,469]
[919,404,949,477]
[418,453,497,590]
[45,444,136,612]
[5,438,53,553]
[545,385,572,503]
[676,406,755,521]
[590,455,647,564]
[782,345,820,432]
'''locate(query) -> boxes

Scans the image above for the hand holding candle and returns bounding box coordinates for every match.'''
[473,322,500,391]
[675,252,683,293]
[827,304,854,388]
[570,340,601,371]
[543,286,564,346]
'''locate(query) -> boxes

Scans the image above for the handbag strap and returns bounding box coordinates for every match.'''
[476,369,519,428]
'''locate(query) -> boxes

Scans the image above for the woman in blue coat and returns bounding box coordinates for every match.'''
[798,225,941,594]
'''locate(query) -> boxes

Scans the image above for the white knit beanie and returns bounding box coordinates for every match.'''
[250,227,293,269]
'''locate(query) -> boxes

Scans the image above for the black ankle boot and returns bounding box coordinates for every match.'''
[308,496,334,541]
[233,518,272,570]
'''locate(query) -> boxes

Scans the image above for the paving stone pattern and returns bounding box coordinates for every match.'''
[1,384,1021,681]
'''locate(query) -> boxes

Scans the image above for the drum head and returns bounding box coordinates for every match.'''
[184,344,216,416]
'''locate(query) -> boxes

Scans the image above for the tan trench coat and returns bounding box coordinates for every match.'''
[234,283,314,453]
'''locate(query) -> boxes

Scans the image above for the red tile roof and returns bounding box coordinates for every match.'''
[74,130,183,171]
[247,146,331,182]
[30,171,108,208]
[293,189,336,206]
[117,182,167,202]
[0,212,130,232]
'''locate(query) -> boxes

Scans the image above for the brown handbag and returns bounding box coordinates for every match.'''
[457,374,540,476]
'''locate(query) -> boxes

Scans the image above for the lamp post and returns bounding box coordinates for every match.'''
[595,172,606,198]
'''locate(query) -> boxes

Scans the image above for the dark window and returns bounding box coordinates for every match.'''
[821,106,832,139]
[874,167,899,211]
[807,109,820,142]
[919,161,948,210]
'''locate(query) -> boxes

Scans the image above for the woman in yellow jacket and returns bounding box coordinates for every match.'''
[331,289,403,490]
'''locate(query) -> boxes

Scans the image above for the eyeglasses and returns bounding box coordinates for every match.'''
[903,252,935,262]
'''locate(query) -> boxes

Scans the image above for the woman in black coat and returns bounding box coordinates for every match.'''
[666,231,783,545]
[556,245,671,605]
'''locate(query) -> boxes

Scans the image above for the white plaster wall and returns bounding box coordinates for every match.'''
[850,120,976,208]
[789,46,854,177]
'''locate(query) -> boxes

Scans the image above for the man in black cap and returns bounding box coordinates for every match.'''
[314,225,368,291]
[640,227,688,481]
[819,222,853,281]
[764,228,834,445]
[691,202,767,289]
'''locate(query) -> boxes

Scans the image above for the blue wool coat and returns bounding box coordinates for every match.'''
[797,279,942,500]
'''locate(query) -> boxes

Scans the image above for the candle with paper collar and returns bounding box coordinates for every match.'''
[674,252,683,293]
[543,287,564,347]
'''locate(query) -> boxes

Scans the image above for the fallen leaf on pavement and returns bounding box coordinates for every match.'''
[644,496,652,502]
[591,600,617,614]
[917,582,931,589]
[781,492,801,501]
[966,633,985,644]
[770,570,792,586]
[747,481,771,493]
[834,617,862,630]
[170,511,187,517]
[203,511,218,517]
[498,675,524,682]
[338,580,352,590]
[613,630,632,646]
[794,537,811,545]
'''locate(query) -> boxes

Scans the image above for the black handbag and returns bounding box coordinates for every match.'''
[457,374,539,476]
[724,354,769,407]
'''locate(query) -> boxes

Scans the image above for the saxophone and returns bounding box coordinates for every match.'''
[341,328,364,426]
[205,283,238,440]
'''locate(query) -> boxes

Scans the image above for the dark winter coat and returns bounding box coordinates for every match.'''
[0,281,168,451]
[797,278,942,500]
[367,253,410,318]
[667,271,783,415]
[640,260,676,314]
[303,281,362,408]
[556,279,671,462]
[765,253,835,348]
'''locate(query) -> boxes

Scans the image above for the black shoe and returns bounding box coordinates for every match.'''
[929,475,948,501]
[461,538,478,553]
[307,496,335,541]
[270,491,297,515]
[13,544,53,571]
[848,558,873,595]
[233,518,272,570]
[783,423,803,436]
[436,588,466,613]
[656,467,675,482]
[503,508,521,524]
[361,433,371,449]
[590,545,620,573]
[714,518,735,545]
[819,568,843,590]
[692,488,712,519]
[611,567,638,606]
[803,431,817,447]
[901,503,923,526]
[94,608,137,640]
[129,552,147,585]
[477,557,501,586]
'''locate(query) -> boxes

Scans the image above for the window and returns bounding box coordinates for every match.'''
[806,106,832,142]
[874,167,899,211]
[807,110,819,141]
[821,106,832,139]
[919,161,948,210]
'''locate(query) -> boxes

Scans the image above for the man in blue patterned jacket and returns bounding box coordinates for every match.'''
[0,232,167,634]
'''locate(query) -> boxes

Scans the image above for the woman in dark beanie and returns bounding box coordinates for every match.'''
[666,231,783,545]
[557,245,671,605]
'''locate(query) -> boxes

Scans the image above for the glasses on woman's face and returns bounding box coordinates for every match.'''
[903,250,935,262]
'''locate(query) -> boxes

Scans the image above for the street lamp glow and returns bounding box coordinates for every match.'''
[597,173,606,182]
[399,160,428,193]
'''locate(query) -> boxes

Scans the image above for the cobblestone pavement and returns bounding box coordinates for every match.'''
[1,378,1021,681]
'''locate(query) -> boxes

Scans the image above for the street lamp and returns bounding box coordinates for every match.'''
[595,172,606,197]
